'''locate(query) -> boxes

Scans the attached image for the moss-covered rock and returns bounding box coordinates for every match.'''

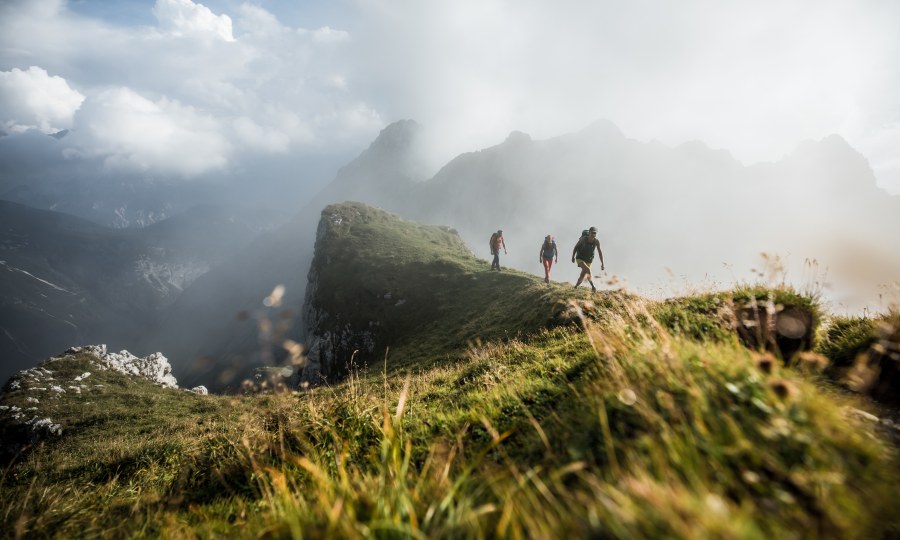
[653,286,821,361]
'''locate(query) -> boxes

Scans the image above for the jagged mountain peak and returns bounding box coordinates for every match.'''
[361,119,423,157]
[789,133,866,163]
[504,130,533,145]
[783,133,878,191]
[316,120,427,211]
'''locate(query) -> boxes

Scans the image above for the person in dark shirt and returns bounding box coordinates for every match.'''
[572,226,604,291]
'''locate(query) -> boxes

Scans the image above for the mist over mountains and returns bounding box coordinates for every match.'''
[2,119,898,388]
[0,129,341,230]
[0,201,259,384]
[411,121,900,304]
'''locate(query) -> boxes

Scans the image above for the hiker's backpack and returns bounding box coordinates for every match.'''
[489,232,498,250]
[576,236,595,261]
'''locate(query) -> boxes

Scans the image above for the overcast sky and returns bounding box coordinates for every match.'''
[1,0,899,192]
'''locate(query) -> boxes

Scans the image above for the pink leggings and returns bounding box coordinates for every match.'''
[542,258,553,281]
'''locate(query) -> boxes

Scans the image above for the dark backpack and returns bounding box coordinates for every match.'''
[576,237,595,261]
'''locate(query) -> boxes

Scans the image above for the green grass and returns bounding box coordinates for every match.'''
[816,316,878,372]
[2,202,898,538]
[3,301,898,537]
[651,285,822,361]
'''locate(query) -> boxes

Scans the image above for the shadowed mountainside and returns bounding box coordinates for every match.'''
[0,200,259,383]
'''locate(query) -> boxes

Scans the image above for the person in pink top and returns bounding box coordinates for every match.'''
[538,234,558,283]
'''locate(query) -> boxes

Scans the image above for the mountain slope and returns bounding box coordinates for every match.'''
[0,201,259,383]
[1,205,897,537]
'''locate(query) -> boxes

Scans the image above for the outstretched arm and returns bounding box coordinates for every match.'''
[502,238,507,254]
[571,239,581,262]
[596,240,605,271]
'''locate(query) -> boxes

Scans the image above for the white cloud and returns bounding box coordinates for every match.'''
[153,0,235,42]
[66,87,230,176]
[0,0,380,179]
[235,4,282,35]
[0,66,84,134]
[309,26,351,44]
[233,115,294,153]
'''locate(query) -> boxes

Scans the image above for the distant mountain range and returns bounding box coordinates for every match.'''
[0,201,259,383]
[3,119,898,388]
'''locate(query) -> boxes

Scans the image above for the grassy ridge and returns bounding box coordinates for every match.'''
[305,203,633,378]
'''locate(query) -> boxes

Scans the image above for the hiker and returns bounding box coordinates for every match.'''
[538,234,558,283]
[572,226,605,291]
[489,229,507,271]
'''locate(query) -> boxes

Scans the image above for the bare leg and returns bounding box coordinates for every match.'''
[575,260,591,288]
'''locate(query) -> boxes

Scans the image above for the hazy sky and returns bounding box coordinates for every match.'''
[2,0,899,192]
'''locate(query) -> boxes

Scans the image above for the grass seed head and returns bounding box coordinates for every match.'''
[755,353,777,374]
[795,352,829,373]
[768,378,799,401]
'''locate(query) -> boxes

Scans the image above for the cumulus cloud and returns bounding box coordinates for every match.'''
[65,87,230,176]
[0,66,84,134]
[153,0,234,42]
[0,0,381,180]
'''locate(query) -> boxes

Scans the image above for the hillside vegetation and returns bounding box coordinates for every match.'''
[1,203,898,538]
[301,203,634,384]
